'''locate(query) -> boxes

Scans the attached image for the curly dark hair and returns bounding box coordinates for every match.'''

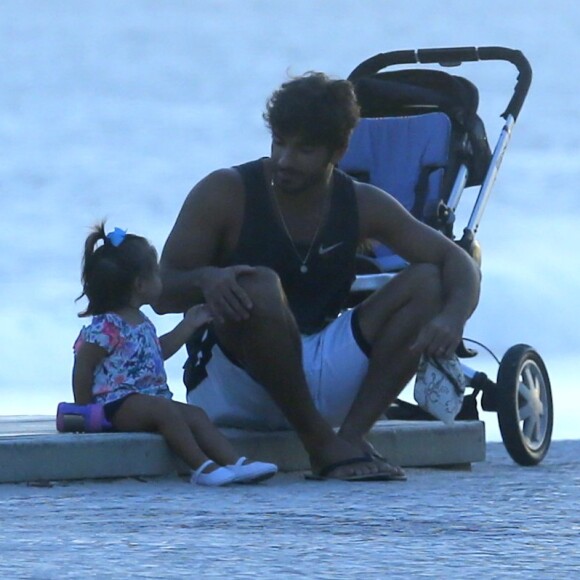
[263,72,360,152]
[76,222,158,317]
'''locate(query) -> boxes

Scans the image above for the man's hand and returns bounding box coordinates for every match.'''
[410,312,464,359]
[201,265,257,324]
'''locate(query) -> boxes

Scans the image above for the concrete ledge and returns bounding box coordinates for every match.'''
[0,416,486,484]
[0,432,181,483]
[223,420,486,471]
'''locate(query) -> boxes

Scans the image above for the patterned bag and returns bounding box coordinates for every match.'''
[413,355,467,425]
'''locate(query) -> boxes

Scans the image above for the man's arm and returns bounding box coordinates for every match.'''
[155,169,256,321]
[358,184,481,356]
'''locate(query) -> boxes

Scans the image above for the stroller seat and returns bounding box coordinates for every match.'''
[339,113,452,272]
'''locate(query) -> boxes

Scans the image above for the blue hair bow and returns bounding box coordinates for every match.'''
[106,227,127,247]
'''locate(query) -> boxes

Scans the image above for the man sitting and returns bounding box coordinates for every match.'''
[155,72,481,481]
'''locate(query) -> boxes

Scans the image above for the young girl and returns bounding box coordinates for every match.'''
[72,223,278,486]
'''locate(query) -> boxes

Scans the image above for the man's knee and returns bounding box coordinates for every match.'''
[405,263,443,306]
[406,263,442,285]
[237,266,285,314]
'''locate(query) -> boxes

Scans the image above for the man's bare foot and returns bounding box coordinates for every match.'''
[338,434,407,481]
[307,435,397,480]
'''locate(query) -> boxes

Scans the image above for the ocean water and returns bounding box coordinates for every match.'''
[1,1,579,444]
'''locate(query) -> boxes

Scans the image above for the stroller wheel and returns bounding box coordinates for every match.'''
[496,344,553,465]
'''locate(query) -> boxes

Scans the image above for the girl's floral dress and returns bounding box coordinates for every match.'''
[73,312,173,405]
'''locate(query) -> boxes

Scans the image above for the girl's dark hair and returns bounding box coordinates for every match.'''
[263,72,360,152]
[76,222,158,317]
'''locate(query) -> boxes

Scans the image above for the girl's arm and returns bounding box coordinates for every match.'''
[158,304,213,360]
[72,342,107,404]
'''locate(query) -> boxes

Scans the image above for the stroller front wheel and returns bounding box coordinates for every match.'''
[496,344,553,465]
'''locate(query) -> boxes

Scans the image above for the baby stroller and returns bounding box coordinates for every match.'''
[339,46,553,466]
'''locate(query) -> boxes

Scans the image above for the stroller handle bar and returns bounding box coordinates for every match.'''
[348,46,532,121]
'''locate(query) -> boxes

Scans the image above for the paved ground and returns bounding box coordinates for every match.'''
[0,441,578,578]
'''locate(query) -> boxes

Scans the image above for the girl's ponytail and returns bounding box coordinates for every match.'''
[82,222,107,266]
[76,222,157,317]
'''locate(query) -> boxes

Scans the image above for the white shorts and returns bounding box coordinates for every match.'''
[187,309,369,430]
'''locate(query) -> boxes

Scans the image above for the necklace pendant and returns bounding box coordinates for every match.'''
[300,264,308,274]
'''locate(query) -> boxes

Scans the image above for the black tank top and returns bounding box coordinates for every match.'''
[228,159,359,334]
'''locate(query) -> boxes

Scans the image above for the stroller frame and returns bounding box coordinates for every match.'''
[341,47,553,466]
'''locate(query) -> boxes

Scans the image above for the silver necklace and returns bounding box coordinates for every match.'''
[270,180,325,274]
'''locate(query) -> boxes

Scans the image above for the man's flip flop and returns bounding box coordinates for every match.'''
[371,458,407,481]
[363,445,408,481]
[305,456,406,482]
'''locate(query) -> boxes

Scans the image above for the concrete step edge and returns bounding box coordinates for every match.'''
[0,419,486,484]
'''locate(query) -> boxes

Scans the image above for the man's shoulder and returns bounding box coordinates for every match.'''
[186,166,246,209]
[352,179,407,237]
[332,170,394,214]
[351,179,395,206]
[198,166,244,190]
[192,158,266,196]
[232,158,267,175]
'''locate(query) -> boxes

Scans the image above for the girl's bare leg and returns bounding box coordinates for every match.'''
[174,401,240,466]
[111,394,216,471]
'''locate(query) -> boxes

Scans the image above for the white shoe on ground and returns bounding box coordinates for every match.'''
[191,460,236,487]
[227,457,278,483]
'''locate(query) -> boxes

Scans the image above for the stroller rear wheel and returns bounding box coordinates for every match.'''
[496,344,553,465]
